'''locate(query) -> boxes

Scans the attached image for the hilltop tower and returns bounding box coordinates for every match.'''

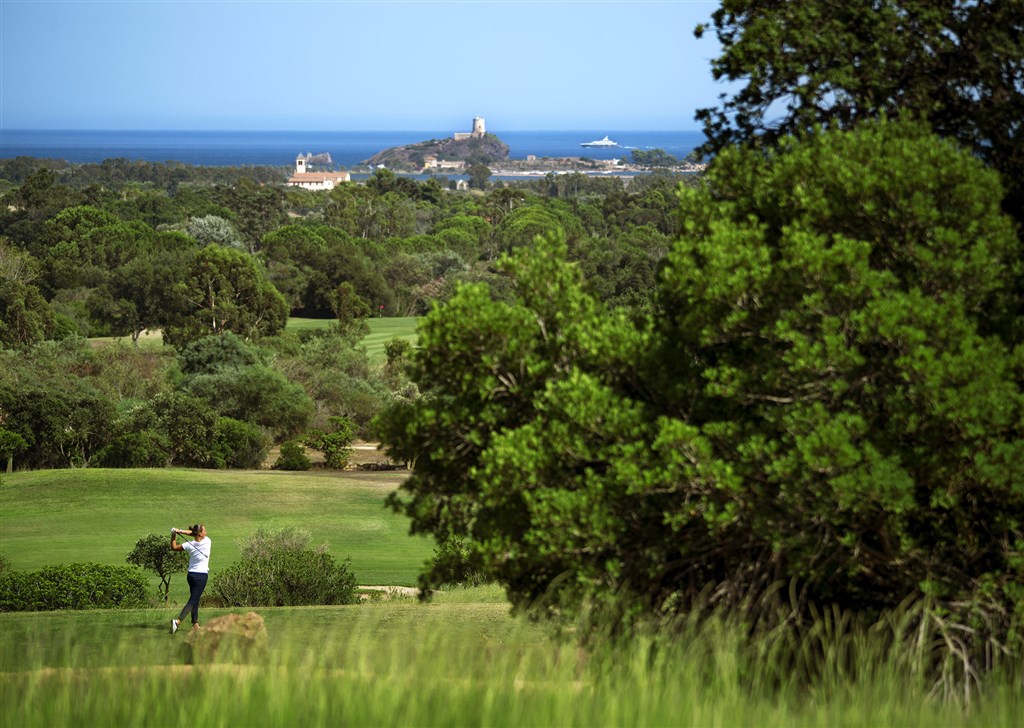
[295,154,307,174]
[454,117,487,141]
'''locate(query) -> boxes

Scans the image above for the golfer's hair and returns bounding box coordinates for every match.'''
[190,524,203,536]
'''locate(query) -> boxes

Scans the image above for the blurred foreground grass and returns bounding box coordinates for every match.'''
[2,590,1020,728]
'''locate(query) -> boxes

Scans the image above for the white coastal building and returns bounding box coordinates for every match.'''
[287,154,350,190]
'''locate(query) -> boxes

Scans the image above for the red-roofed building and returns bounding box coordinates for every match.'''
[287,154,350,190]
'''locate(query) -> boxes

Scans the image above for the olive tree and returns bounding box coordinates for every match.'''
[127,533,189,604]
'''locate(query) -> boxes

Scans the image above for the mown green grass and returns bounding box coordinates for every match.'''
[0,468,431,587]
[358,315,420,364]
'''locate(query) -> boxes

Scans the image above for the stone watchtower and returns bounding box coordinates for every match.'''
[455,117,487,141]
[295,154,307,174]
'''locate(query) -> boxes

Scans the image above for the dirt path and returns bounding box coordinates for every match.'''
[357,585,420,598]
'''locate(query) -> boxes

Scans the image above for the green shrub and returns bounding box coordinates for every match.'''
[304,415,355,469]
[430,535,490,588]
[94,430,170,468]
[273,440,312,471]
[211,417,268,469]
[0,563,148,612]
[211,526,357,607]
[178,331,264,375]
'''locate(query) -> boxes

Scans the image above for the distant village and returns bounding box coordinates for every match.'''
[286,117,705,190]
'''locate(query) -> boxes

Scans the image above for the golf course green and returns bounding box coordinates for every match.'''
[0,467,432,588]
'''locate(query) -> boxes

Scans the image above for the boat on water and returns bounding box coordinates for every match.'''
[580,135,619,148]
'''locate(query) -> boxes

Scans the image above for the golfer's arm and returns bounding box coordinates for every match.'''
[170,529,188,551]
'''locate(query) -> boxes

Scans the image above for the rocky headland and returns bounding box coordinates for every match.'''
[363,133,510,170]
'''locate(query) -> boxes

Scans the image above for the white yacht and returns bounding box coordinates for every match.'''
[580,135,619,148]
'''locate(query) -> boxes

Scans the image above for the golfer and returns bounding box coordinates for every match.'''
[170,524,211,634]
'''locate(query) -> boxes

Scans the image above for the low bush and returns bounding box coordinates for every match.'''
[94,430,170,468]
[273,440,312,470]
[211,526,357,607]
[0,563,148,611]
[210,416,268,469]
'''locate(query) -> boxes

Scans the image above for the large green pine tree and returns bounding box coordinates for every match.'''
[379,120,1023,664]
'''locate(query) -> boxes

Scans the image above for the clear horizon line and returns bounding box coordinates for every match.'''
[1,127,705,134]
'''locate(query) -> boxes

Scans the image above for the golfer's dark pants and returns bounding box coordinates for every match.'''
[177,571,208,625]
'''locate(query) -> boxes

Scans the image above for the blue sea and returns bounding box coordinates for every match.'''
[0,129,705,167]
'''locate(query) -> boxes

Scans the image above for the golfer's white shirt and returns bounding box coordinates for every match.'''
[183,538,212,573]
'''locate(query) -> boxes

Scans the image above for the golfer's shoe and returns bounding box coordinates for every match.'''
[171,619,179,634]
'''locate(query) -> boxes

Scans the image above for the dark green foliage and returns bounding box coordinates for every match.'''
[0,169,85,254]
[467,164,491,190]
[2,145,702,473]
[184,364,314,441]
[94,430,170,468]
[0,428,28,474]
[652,119,1023,626]
[430,535,491,588]
[0,278,56,347]
[0,382,115,468]
[178,331,264,375]
[384,338,412,369]
[176,332,311,442]
[379,121,1023,670]
[496,201,584,254]
[695,0,1024,225]
[126,533,190,604]
[0,563,148,611]
[330,281,371,337]
[164,246,288,347]
[0,157,286,192]
[149,391,218,467]
[208,178,288,253]
[211,417,268,469]
[273,440,312,471]
[210,527,357,607]
[631,149,681,168]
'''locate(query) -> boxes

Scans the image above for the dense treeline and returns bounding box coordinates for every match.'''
[0,156,287,188]
[0,162,689,344]
[0,156,692,470]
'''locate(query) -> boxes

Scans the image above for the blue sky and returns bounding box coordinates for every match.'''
[0,0,729,131]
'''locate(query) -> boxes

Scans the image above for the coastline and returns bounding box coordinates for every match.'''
[0,129,705,169]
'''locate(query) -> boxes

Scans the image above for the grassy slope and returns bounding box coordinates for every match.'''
[357,316,420,364]
[0,468,431,586]
[288,315,420,364]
